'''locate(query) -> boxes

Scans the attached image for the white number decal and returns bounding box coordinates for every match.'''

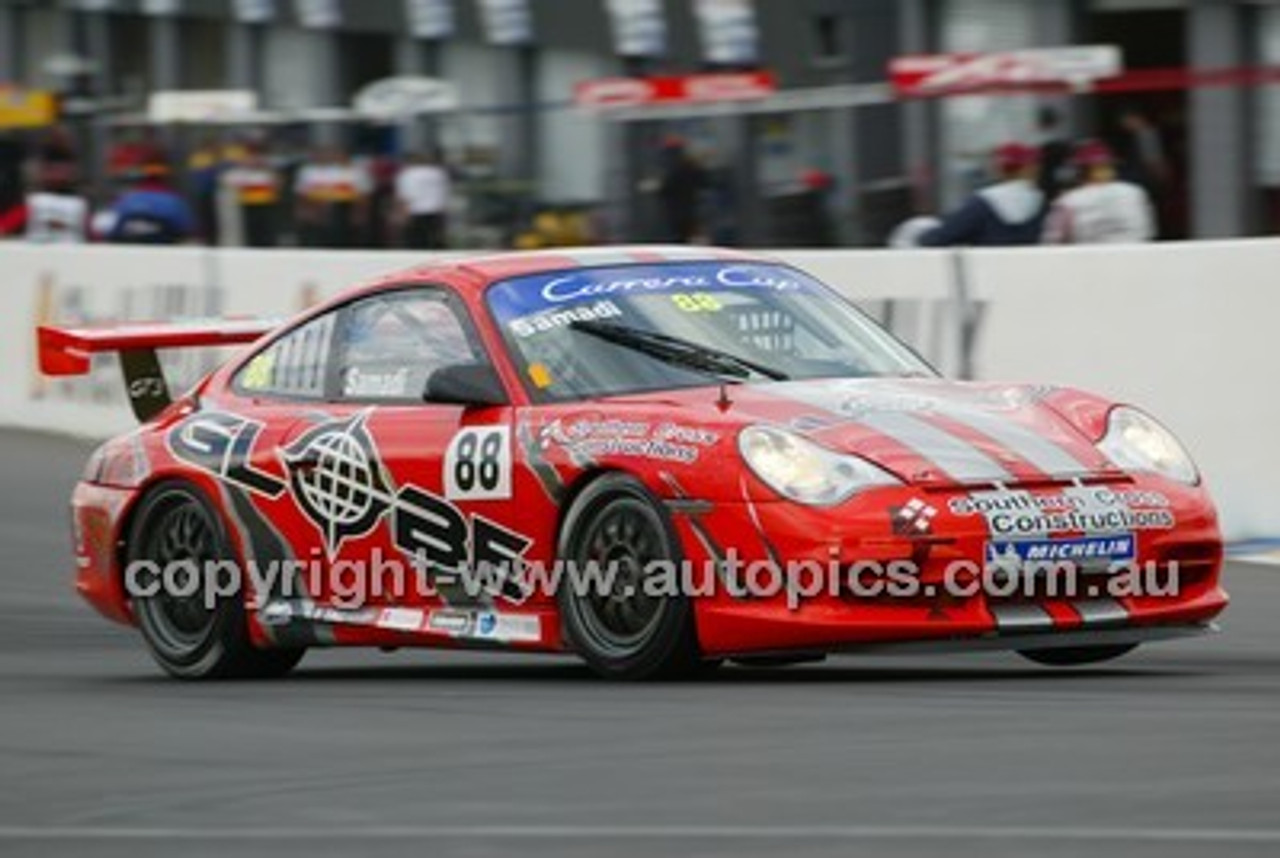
[445,427,512,501]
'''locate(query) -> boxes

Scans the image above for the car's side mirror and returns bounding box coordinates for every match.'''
[424,362,509,407]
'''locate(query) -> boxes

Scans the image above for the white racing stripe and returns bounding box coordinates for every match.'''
[858,411,1013,483]
[938,406,1090,477]
[989,603,1055,632]
[771,383,1014,482]
[1072,597,1130,627]
[642,246,735,262]
[1,825,1277,843]
[772,381,1094,482]
[556,249,646,267]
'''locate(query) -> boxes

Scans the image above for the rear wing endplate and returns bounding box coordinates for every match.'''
[37,319,277,422]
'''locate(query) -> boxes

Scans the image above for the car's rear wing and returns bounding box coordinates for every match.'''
[37,318,277,422]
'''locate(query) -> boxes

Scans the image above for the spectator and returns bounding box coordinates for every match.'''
[107,128,165,182]
[1117,106,1170,193]
[657,137,707,244]
[1036,106,1073,201]
[36,126,77,175]
[221,142,283,248]
[187,136,227,244]
[920,143,1046,247]
[0,133,28,236]
[703,151,739,246]
[294,146,370,248]
[100,156,195,245]
[23,161,90,244]
[293,146,330,247]
[395,150,451,250]
[794,168,837,248]
[365,154,398,248]
[1043,140,1156,245]
[1116,105,1167,235]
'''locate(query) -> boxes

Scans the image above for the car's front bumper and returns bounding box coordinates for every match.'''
[675,477,1228,657]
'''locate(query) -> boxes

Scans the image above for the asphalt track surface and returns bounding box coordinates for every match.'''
[2,428,1278,858]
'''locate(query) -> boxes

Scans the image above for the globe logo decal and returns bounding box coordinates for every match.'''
[284,412,391,555]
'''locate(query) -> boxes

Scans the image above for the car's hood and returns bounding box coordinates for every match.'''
[601,377,1122,487]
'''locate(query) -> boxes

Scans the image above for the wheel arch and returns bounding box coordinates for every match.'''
[552,466,628,557]
[113,473,251,617]
[549,467,702,679]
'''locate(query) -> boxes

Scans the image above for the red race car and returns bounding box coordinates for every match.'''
[39,247,1227,680]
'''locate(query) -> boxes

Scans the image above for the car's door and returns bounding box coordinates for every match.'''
[274,286,529,616]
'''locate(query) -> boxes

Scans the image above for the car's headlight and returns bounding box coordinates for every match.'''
[1096,406,1198,485]
[738,425,900,506]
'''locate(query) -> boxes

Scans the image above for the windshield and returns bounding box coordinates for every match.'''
[486,261,933,402]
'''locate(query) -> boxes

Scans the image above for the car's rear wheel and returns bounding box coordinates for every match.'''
[126,482,305,680]
[1017,644,1138,667]
[558,474,704,680]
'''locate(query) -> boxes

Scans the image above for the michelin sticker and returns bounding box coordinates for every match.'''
[985,534,1137,570]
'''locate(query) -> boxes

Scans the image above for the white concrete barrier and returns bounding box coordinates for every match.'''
[1,240,1274,540]
[963,241,1280,543]
[3,245,211,439]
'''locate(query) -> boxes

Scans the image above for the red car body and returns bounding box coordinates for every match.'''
[43,247,1227,675]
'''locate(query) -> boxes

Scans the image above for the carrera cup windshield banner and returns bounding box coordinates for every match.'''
[486,262,823,337]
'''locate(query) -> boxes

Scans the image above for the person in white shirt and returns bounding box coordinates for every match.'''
[394,151,451,250]
[294,147,371,248]
[23,163,89,244]
[26,190,89,243]
[220,143,282,248]
[1043,140,1156,245]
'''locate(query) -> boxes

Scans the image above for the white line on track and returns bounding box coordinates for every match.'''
[0,826,1278,843]
[1235,551,1280,567]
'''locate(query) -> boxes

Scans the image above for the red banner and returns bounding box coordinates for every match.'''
[890,47,1122,97]
[575,71,776,109]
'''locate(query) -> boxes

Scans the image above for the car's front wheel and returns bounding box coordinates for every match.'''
[1017,644,1138,667]
[557,474,704,680]
[126,482,305,680]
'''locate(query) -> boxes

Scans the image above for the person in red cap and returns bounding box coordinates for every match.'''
[920,142,1046,247]
[1043,140,1155,244]
[100,154,196,245]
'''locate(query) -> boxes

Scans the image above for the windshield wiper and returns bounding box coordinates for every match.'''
[569,320,789,382]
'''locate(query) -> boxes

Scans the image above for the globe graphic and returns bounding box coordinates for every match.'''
[296,430,379,526]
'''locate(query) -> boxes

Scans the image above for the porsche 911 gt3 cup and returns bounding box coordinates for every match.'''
[39,247,1226,679]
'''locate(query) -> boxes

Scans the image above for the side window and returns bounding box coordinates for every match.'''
[236,311,336,399]
[335,290,481,403]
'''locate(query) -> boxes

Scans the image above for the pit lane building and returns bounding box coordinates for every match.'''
[1,0,1276,243]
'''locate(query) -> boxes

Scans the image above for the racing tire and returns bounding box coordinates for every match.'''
[557,473,704,680]
[125,481,306,680]
[1017,644,1138,667]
